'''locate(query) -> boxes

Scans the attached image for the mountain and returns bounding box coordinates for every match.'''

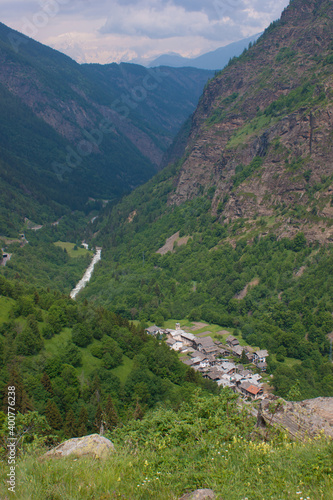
[147,34,261,70]
[169,0,333,244]
[0,22,213,234]
[71,0,333,401]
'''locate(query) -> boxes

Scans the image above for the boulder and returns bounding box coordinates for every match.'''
[179,489,216,500]
[41,434,115,460]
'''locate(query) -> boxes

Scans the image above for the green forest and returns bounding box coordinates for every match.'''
[0,275,217,441]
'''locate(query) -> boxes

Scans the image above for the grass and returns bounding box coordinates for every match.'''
[271,354,303,368]
[1,435,331,499]
[111,356,134,384]
[54,242,93,259]
[0,296,15,323]
[44,328,72,356]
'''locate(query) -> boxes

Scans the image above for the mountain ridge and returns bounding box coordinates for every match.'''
[146,34,261,70]
[0,21,213,233]
[167,0,333,243]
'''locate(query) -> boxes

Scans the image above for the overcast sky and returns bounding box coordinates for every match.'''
[1,0,290,64]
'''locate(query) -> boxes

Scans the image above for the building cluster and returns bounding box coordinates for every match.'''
[146,324,269,400]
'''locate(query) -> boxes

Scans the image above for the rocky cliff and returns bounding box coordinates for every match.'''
[169,0,333,243]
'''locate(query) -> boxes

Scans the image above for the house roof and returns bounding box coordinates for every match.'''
[197,336,215,347]
[190,350,206,360]
[226,335,240,345]
[243,384,262,396]
[255,350,269,358]
[232,346,244,356]
[202,345,219,354]
[257,362,268,370]
[207,369,222,380]
[181,332,197,342]
[146,325,159,333]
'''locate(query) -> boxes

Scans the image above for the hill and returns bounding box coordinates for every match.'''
[147,34,261,70]
[0,22,213,234]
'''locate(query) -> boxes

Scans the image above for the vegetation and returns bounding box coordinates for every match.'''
[0,390,332,499]
[0,276,217,443]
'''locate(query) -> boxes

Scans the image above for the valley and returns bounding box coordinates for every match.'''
[0,0,333,498]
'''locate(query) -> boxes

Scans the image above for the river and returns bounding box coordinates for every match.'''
[70,247,102,299]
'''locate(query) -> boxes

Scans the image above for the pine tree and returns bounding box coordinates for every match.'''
[41,372,54,395]
[63,409,77,438]
[77,407,88,437]
[240,349,248,365]
[45,400,63,430]
[94,403,103,433]
[3,367,33,414]
[104,395,118,431]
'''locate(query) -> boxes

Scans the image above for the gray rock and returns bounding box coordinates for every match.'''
[179,489,216,500]
[40,433,115,460]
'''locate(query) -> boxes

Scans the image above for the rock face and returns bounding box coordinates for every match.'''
[168,0,333,243]
[41,434,115,460]
[259,397,333,440]
[179,489,216,500]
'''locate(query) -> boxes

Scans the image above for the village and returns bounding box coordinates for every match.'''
[146,323,269,400]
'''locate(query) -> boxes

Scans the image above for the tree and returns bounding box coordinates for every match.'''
[3,367,33,414]
[72,324,93,348]
[94,403,103,433]
[62,342,82,367]
[41,372,54,395]
[77,407,88,436]
[45,400,63,430]
[104,395,118,431]
[240,349,248,365]
[63,409,77,438]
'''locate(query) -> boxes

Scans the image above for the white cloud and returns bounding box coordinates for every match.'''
[0,0,290,63]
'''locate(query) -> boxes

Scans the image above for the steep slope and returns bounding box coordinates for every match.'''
[0,22,213,233]
[169,0,333,243]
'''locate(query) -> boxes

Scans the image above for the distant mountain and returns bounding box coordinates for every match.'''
[0,22,213,235]
[147,35,261,70]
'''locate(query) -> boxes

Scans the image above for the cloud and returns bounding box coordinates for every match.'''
[100,0,288,41]
[0,0,290,64]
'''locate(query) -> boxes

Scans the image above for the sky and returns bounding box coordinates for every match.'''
[0,0,290,64]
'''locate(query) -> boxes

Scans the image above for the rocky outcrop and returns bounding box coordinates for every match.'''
[40,434,115,460]
[168,0,333,243]
[258,396,333,441]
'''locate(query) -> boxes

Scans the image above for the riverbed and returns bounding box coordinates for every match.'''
[70,247,102,299]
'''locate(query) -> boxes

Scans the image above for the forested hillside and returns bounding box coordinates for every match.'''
[0,21,213,234]
[0,275,216,436]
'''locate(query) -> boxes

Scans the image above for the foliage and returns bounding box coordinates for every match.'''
[0,392,332,499]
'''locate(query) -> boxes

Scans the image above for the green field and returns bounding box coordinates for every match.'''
[54,241,93,259]
[111,355,134,384]
[0,296,15,323]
